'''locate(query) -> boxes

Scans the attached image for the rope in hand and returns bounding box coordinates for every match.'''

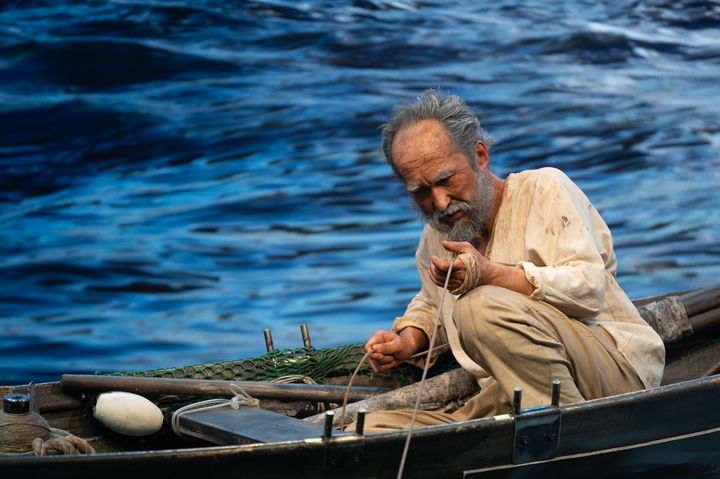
[396,252,457,479]
[171,383,260,440]
[337,339,451,430]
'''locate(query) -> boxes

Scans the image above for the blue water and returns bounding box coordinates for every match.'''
[1,0,719,385]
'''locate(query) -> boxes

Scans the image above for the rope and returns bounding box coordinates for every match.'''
[397,253,456,479]
[0,428,95,457]
[32,432,95,456]
[339,351,372,431]
[408,343,449,360]
[270,375,318,385]
[0,410,50,453]
[450,252,480,296]
[171,383,260,440]
[271,375,325,413]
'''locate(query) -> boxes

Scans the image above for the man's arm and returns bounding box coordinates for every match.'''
[428,240,534,296]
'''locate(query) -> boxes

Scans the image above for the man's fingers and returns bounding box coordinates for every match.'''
[366,356,381,373]
[429,255,467,288]
[430,255,452,274]
[375,359,403,373]
[442,240,475,254]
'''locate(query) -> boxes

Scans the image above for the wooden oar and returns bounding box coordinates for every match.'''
[60,374,388,403]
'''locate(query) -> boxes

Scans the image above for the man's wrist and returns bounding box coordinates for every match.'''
[398,326,429,356]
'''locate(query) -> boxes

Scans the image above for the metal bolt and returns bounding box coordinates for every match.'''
[546,433,556,441]
[518,436,529,447]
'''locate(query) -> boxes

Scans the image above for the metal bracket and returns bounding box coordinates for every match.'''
[512,405,562,464]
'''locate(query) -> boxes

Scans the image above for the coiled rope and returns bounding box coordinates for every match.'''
[32,430,95,456]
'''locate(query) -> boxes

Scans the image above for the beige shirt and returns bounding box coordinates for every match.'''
[391,167,665,388]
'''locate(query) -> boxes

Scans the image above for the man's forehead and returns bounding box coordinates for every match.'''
[392,119,453,162]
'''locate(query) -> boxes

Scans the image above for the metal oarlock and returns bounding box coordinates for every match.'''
[513,387,523,415]
[551,380,561,407]
[264,329,274,352]
[356,408,366,436]
[323,411,334,440]
[301,324,312,347]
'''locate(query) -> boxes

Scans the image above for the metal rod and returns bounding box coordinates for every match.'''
[513,387,523,415]
[356,408,366,436]
[551,380,561,407]
[323,411,334,440]
[300,324,312,348]
[264,329,274,352]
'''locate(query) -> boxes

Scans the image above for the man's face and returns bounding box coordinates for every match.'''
[392,119,493,242]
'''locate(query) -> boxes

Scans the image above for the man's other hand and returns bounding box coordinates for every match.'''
[364,328,427,373]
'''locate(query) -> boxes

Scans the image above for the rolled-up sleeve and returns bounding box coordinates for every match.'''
[516,171,613,320]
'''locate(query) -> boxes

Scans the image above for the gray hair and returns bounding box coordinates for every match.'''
[380,89,496,177]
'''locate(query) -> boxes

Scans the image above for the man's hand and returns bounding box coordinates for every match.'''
[364,327,428,373]
[429,241,487,290]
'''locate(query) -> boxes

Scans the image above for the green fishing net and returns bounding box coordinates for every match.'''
[108,343,431,384]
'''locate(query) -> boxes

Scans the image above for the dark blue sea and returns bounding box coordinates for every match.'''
[1,0,719,385]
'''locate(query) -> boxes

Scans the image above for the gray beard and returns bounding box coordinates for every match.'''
[424,172,494,243]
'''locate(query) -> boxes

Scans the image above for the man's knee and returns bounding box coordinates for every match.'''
[453,285,522,343]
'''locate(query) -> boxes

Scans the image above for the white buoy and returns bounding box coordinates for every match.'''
[94,391,164,437]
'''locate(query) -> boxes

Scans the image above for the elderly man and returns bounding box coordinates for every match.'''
[361,90,665,431]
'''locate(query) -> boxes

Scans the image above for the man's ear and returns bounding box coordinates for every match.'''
[475,141,489,171]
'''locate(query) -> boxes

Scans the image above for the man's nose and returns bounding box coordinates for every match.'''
[431,187,450,212]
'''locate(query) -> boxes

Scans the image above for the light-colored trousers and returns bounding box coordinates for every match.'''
[359,285,645,432]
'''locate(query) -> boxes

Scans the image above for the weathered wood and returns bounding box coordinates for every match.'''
[662,335,720,384]
[633,284,720,342]
[304,367,479,427]
[8,382,84,413]
[60,375,387,403]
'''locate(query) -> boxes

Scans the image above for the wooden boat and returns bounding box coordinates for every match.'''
[1,286,719,478]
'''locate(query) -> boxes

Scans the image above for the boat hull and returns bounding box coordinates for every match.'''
[2,374,719,478]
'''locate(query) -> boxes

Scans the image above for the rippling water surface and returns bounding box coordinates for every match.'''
[1,0,719,384]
